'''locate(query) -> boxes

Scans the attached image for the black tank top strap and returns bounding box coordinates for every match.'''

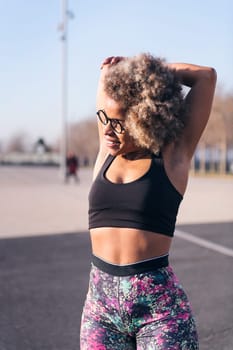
[100,154,115,177]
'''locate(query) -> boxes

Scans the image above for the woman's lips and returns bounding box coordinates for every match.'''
[105,138,120,148]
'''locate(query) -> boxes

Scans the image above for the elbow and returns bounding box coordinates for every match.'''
[206,67,217,85]
[197,67,217,91]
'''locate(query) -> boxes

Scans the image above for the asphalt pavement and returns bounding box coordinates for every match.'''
[0,166,233,350]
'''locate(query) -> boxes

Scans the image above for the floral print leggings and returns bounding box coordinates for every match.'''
[80,263,199,349]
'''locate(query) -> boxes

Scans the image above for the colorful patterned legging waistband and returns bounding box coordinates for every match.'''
[80,257,199,350]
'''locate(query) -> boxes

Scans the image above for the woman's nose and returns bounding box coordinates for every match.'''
[103,122,115,135]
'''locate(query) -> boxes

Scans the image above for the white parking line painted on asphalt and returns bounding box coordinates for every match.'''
[175,230,233,257]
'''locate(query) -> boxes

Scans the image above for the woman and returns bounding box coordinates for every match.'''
[80,53,216,349]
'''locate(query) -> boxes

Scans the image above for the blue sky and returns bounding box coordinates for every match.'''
[1,0,232,145]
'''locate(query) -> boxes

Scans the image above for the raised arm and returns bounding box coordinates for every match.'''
[93,66,109,179]
[168,63,217,159]
[93,57,124,179]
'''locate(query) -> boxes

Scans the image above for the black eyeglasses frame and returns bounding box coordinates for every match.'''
[96,110,125,134]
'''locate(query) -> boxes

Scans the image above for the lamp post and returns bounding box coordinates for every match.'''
[59,0,74,181]
[59,0,68,181]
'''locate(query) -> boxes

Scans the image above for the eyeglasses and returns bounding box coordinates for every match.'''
[96,110,125,134]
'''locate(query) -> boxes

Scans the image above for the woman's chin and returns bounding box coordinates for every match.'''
[106,142,121,154]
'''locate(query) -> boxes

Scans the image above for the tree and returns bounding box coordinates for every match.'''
[6,132,29,153]
[198,93,233,172]
[62,117,99,165]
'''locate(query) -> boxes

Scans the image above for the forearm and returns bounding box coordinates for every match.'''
[167,63,217,88]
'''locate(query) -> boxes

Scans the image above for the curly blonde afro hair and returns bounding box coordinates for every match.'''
[104,53,186,153]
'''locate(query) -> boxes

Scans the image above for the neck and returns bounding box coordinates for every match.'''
[122,148,152,160]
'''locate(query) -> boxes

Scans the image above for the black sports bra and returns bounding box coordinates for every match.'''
[88,154,183,237]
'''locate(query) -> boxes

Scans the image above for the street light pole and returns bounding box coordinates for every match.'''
[59,0,69,182]
[58,0,74,181]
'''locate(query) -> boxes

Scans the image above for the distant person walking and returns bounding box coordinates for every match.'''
[80,53,216,349]
[66,152,79,183]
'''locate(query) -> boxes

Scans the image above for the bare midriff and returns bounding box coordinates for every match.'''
[90,227,172,265]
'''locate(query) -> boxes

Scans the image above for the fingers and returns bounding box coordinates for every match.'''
[101,56,115,67]
[100,56,125,69]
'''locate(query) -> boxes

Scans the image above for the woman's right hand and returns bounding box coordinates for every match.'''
[100,56,125,69]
